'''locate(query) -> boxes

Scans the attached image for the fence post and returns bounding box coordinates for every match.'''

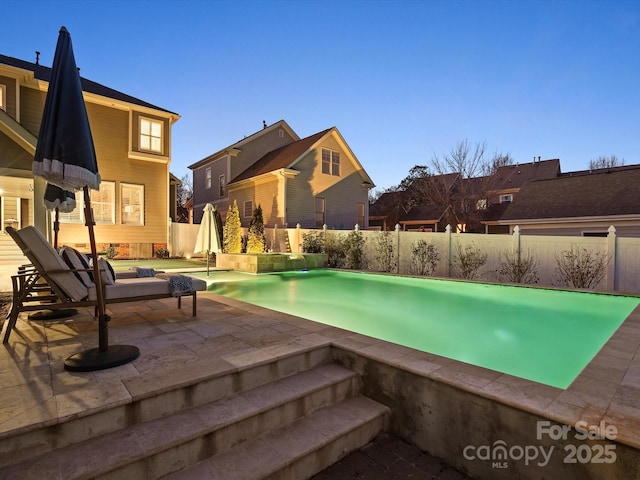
[296,223,301,253]
[273,223,278,253]
[513,225,521,261]
[395,223,401,274]
[446,224,452,277]
[607,225,617,292]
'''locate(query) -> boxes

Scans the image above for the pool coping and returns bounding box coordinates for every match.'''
[206,291,640,451]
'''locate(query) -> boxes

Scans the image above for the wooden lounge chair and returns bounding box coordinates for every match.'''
[2,226,206,344]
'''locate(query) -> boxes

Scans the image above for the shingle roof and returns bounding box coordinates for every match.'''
[0,53,176,114]
[501,165,640,221]
[490,159,560,191]
[229,128,332,184]
[369,191,411,216]
[400,205,448,222]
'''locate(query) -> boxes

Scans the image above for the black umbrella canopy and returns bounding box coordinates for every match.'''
[32,26,100,191]
[44,183,76,213]
[32,26,138,371]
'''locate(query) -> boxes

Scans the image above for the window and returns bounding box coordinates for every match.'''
[279,128,284,138]
[139,117,163,153]
[321,148,340,176]
[315,197,325,228]
[205,167,212,189]
[357,202,365,227]
[91,182,115,224]
[59,181,115,224]
[0,84,5,111]
[219,174,225,197]
[500,194,513,203]
[244,200,253,218]
[121,183,144,225]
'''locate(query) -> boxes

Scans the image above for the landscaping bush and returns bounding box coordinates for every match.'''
[343,229,366,270]
[246,204,266,253]
[302,231,324,253]
[453,241,488,279]
[554,245,609,289]
[374,230,396,272]
[497,248,539,284]
[410,239,440,276]
[155,247,170,259]
[323,232,345,268]
[223,200,242,254]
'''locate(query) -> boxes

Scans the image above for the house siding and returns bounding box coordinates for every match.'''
[0,134,32,170]
[0,75,17,118]
[55,102,169,248]
[192,155,228,223]
[230,177,281,227]
[230,127,296,179]
[286,135,368,229]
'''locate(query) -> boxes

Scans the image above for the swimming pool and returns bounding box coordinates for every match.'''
[201,270,639,389]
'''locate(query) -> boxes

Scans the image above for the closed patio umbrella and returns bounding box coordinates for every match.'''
[44,183,75,249]
[194,203,222,276]
[32,26,138,371]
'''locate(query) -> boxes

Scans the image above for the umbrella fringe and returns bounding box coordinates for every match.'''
[34,158,101,191]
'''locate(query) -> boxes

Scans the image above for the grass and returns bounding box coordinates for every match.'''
[108,258,208,272]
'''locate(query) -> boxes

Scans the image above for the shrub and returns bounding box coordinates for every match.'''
[343,229,366,269]
[105,246,117,259]
[155,247,170,259]
[223,200,242,254]
[497,249,539,284]
[554,246,609,289]
[323,232,345,268]
[374,230,396,272]
[453,241,488,279]
[302,231,324,253]
[410,239,440,276]
[246,204,266,253]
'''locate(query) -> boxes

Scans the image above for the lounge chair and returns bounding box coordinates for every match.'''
[2,226,207,344]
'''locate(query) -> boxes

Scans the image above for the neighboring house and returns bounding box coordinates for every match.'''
[189,120,374,229]
[398,205,449,232]
[498,165,640,237]
[481,158,560,233]
[0,53,179,257]
[368,191,410,231]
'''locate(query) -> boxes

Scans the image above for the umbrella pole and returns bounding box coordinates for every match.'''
[63,187,139,372]
[53,207,60,249]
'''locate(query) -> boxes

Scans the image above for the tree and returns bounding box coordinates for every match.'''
[589,155,624,171]
[246,204,266,253]
[223,200,242,253]
[176,173,193,206]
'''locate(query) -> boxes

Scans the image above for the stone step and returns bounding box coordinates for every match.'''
[0,344,332,469]
[163,396,389,480]
[0,362,369,479]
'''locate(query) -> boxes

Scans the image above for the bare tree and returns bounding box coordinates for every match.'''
[177,173,193,206]
[589,155,624,170]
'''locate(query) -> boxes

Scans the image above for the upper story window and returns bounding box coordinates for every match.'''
[121,183,144,226]
[205,167,212,189]
[219,174,225,197]
[500,194,513,203]
[321,148,340,176]
[139,117,163,154]
[0,84,5,111]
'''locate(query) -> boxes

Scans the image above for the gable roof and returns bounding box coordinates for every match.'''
[501,165,640,221]
[229,128,331,184]
[490,159,560,191]
[400,205,448,223]
[188,120,299,170]
[0,53,176,114]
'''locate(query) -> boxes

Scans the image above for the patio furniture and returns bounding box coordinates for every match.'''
[2,226,206,344]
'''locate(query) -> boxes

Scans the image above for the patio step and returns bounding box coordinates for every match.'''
[0,359,389,479]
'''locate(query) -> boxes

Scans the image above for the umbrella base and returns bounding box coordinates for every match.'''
[29,309,78,320]
[64,345,140,372]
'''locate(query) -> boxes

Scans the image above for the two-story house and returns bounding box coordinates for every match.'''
[189,120,374,229]
[0,53,179,257]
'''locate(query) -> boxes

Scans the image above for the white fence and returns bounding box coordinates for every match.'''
[170,222,640,294]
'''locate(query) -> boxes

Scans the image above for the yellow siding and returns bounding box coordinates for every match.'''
[229,177,282,227]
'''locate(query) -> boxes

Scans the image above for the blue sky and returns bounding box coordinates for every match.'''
[3,0,639,191]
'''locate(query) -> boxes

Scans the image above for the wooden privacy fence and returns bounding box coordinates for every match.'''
[171,221,640,294]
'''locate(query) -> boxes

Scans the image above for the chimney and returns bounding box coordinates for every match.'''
[35,51,40,65]
[263,120,267,129]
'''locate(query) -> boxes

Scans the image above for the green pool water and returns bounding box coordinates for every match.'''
[200,269,639,389]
